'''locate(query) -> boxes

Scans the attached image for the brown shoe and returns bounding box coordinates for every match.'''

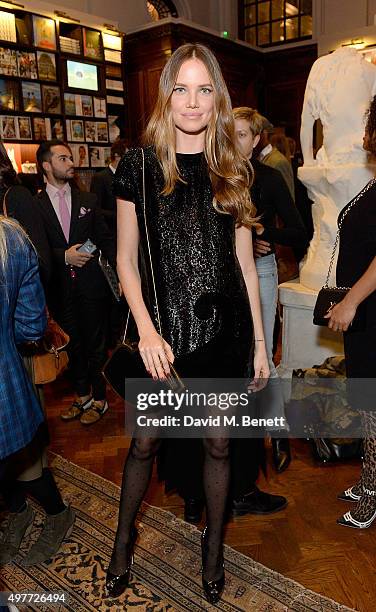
[80,400,109,425]
[61,397,92,421]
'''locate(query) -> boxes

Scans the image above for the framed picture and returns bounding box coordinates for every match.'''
[71,119,84,141]
[93,96,106,118]
[83,29,102,60]
[105,64,122,78]
[42,84,61,114]
[17,116,32,140]
[0,47,18,76]
[32,16,56,50]
[89,146,104,167]
[0,79,19,111]
[37,51,56,81]
[17,51,37,79]
[51,118,64,140]
[72,143,89,168]
[96,122,108,143]
[81,95,93,117]
[33,117,47,141]
[85,120,96,142]
[0,115,18,139]
[64,92,76,115]
[22,82,42,113]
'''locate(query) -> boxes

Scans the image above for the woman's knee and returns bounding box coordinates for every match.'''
[204,438,229,460]
[131,437,161,461]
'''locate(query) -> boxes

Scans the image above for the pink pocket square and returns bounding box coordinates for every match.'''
[79,206,91,218]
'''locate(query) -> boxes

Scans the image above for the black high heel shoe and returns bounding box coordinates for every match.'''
[106,526,138,598]
[201,527,225,605]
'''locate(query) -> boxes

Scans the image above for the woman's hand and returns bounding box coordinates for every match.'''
[138,329,174,380]
[324,297,357,332]
[249,342,270,392]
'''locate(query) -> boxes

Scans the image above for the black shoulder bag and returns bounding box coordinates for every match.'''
[313,179,375,329]
[102,149,184,398]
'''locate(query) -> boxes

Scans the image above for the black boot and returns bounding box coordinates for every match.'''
[272,438,291,473]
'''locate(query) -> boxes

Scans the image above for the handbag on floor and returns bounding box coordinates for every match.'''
[313,181,375,329]
[102,149,184,398]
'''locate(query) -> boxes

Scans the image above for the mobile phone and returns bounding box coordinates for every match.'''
[77,239,97,254]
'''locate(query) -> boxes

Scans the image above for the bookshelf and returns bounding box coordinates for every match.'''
[0,6,126,179]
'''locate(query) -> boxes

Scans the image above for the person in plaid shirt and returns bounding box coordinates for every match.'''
[0,215,74,566]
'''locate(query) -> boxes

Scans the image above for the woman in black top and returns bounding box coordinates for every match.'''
[326,97,376,529]
[107,44,269,603]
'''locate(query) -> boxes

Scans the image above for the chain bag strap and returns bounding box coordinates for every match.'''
[313,178,376,327]
[103,148,184,397]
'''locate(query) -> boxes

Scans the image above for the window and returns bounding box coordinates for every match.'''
[146,0,178,21]
[240,0,312,47]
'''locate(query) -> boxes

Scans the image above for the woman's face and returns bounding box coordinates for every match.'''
[234,118,259,158]
[170,58,214,135]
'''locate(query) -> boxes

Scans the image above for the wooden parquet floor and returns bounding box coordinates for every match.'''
[45,375,375,612]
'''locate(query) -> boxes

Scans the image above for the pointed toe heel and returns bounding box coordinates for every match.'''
[105,527,138,599]
[201,527,225,604]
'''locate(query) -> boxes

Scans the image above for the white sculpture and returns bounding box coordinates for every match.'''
[299,47,376,290]
[278,47,376,372]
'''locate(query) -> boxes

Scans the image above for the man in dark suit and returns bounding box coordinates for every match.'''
[35,141,115,425]
[90,139,128,237]
[90,140,128,346]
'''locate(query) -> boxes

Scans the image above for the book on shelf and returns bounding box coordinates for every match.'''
[42,84,61,114]
[17,51,38,80]
[16,17,31,46]
[0,79,20,111]
[0,11,17,43]
[37,51,56,81]
[18,116,32,140]
[0,47,18,77]
[104,49,122,64]
[59,36,81,55]
[33,116,51,141]
[106,79,124,91]
[83,29,103,60]
[22,82,42,113]
[0,115,18,140]
[33,15,56,50]
[71,143,89,167]
[106,94,124,105]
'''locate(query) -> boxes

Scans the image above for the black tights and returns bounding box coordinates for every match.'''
[109,436,229,582]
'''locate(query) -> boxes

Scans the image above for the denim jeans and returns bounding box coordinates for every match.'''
[255,254,286,427]
[255,253,278,378]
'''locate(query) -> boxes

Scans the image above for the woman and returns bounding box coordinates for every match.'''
[234,107,307,472]
[326,97,376,528]
[108,44,269,603]
[0,144,75,566]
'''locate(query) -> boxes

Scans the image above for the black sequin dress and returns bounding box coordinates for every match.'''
[113,146,253,377]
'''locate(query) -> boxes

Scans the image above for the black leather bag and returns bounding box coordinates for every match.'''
[102,149,184,399]
[313,287,366,331]
[313,287,349,326]
[313,180,375,330]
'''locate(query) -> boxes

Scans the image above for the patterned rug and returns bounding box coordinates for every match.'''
[0,455,354,612]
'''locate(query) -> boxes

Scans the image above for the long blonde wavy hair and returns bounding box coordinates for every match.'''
[144,43,256,228]
[0,216,29,278]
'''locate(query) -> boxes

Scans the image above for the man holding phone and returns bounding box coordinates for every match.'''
[35,141,116,425]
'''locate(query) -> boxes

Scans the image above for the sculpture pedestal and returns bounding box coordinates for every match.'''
[278,280,344,378]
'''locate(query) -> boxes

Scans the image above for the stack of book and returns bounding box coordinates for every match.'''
[59,36,81,55]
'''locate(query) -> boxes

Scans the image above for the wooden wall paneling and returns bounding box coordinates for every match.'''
[262,44,318,145]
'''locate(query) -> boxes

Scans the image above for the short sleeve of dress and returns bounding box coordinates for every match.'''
[112,148,141,204]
